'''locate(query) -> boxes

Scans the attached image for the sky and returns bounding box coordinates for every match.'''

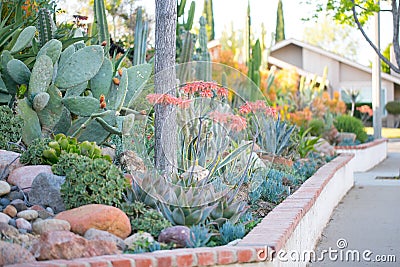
[57,0,393,66]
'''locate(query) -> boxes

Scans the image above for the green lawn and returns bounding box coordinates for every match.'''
[365,127,400,139]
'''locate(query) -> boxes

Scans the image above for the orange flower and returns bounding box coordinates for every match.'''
[208,111,247,132]
[357,105,373,116]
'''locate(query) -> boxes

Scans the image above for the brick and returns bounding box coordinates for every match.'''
[121,255,154,267]
[67,262,90,267]
[237,248,255,263]
[155,255,173,267]
[175,253,194,267]
[196,251,215,266]
[111,258,133,267]
[217,249,236,265]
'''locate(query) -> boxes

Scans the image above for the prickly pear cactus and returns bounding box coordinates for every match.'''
[55,45,104,89]
[32,92,50,111]
[90,57,113,99]
[10,26,37,54]
[37,39,62,65]
[29,55,54,95]
[7,59,31,85]
[18,98,42,145]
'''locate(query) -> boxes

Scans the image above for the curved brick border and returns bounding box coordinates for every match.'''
[334,138,388,150]
[7,154,354,267]
[335,138,388,172]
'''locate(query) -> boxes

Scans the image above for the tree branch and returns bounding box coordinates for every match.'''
[351,0,400,73]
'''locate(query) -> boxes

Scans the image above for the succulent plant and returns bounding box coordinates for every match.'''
[52,153,129,209]
[0,106,23,152]
[19,137,52,165]
[218,221,246,245]
[186,224,213,248]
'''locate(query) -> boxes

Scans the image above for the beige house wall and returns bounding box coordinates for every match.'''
[270,45,303,68]
[302,49,340,92]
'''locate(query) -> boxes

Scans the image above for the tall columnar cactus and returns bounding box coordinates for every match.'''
[133,7,149,66]
[202,0,215,41]
[248,39,261,88]
[275,0,285,43]
[93,0,110,55]
[178,31,197,82]
[195,16,211,81]
[37,8,56,48]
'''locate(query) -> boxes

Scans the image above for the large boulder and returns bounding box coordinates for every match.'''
[30,230,119,260]
[7,165,53,192]
[0,240,36,265]
[55,204,131,238]
[28,173,66,213]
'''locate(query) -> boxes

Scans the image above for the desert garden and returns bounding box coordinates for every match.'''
[0,0,397,266]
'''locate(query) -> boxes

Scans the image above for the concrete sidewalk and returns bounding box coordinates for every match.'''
[309,141,400,266]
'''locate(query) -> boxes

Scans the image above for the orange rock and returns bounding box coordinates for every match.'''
[31,230,119,260]
[55,204,131,238]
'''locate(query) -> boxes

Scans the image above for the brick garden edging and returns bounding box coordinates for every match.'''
[335,138,387,172]
[7,154,354,267]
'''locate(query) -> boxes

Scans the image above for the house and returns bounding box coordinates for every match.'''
[268,38,400,127]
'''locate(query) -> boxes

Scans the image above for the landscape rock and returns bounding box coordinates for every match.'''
[28,173,66,213]
[32,219,71,235]
[0,212,11,224]
[7,190,25,201]
[10,199,27,212]
[0,197,10,206]
[31,230,120,260]
[30,205,46,211]
[7,165,53,192]
[315,138,335,157]
[3,204,17,218]
[124,232,154,250]
[17,210,38,220]
[9,218,16,227]
[55,204,131,238]
[158,226,191,248]
[0,240,36,266]
[0,150,24,178]
[0,221,19,238]
[0,180,11,196]
[120,150,146,174]
[16,218,32,232]
[37,210,54,219]
[84,228,126,250]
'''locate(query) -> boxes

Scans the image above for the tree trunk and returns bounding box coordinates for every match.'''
[154,0,177,174]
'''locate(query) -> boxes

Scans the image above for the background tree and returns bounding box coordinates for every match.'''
[275,0,285,43]
[303,17,360,61]
[306,0,400,74]
[154,0,177,173]
[202,0,214,41]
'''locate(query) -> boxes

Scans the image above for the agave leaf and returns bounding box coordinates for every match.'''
[172,207,185,225]
[215,141,252,172]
